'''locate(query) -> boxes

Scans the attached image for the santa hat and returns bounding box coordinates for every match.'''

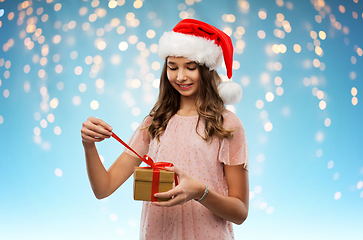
[158,19,242,105]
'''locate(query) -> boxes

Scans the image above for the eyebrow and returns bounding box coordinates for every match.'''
[167,61,197,65]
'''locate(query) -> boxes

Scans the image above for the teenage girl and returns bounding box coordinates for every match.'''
[81,19,249,239]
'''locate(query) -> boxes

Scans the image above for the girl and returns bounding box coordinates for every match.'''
[81,19,249,239]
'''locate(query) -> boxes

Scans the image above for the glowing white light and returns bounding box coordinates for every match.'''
[34,135,41,143]
[352,97,358,106]
[333,172,339,180]
[55,168,62,177]
[260,110,268,119]
[319,100,326,110]
[117,25,126,34]
[34,127,41,136]
[128,35,138,44]
[109,213,118,221]
[57,82,64,91]
[232,61,240,70]
[264,122,273,132]
[260,72,270,85]
[357,181,363,190]
[24,81,31,92]
[117,228,125,235]
[315,131,324,142]
[241,76,249,86]
[265,92,274,102]
[90,100,99,110]
[72,96,81,105]
[256,100,264,109]
[257,30,266,39]
[327,161,334,169]
[316,149,323,158]
[43,142,51,150]
[351,87,358,97]
[254,185,262,194]
[266,206,274,214]
[55,64,63,74]
[47,114,55,123]
[146,29,156,39]
[74,66,83,75]
[259,202,268,210]
[50,98,59,109]
[95,79,104,88]
[54,126,61,135]
[152,79,160,88]
[0,115,3,124]
[79,83,87,92]
[132,107,141,116]
[110,54,121,65]
[257,154,265,162]
[151,61,161,71]
[276,87,284,96]
[70,51,78,60]
[3,89,10,98]
[40,119,48,128]
[131,122,139,131]
[334,191,341,200]
[249,191,255,199]
[118,41,128,51]
[108,0,117,8]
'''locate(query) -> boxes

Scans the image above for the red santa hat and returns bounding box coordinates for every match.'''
[158,19,242,105]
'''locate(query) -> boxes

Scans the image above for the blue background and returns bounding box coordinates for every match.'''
[0,0,362,239]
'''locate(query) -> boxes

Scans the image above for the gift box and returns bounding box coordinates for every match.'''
[133,167,175,202]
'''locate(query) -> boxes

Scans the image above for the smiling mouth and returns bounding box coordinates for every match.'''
[178,84,193,89]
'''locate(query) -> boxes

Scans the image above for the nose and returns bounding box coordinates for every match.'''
[177,68,187,82]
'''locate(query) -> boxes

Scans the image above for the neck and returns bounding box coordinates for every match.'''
[178,96,197,116]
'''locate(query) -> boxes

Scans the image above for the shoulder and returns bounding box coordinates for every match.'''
[142,115,153,127]
[222,110,244,130]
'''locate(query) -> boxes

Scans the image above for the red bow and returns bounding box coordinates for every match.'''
[112,132,178,201]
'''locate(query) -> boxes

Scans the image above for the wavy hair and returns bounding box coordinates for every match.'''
[147,60,233,142]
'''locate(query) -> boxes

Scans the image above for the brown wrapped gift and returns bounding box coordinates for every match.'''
[133,167,175,202]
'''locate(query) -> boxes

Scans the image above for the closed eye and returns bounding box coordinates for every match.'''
[167,66,177,71]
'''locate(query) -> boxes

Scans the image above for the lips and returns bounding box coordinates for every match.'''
[178,83,193,90]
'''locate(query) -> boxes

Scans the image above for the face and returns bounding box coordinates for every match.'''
[166,57,201,100]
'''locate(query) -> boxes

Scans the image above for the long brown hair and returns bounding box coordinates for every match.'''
[147,60,233,142]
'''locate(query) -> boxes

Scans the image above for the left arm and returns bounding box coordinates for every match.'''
[153,164,249,225]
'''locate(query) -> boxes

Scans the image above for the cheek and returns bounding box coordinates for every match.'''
[166,70,174,81]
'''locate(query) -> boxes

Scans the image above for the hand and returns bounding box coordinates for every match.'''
[81,116,113,143]
[152,166,206,207]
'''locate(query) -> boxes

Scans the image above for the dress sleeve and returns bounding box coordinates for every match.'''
[218,112,249,170]
[124,116,151,158]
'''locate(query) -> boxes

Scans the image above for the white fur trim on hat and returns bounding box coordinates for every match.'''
[218,81,243,105]
[158,31,223,70]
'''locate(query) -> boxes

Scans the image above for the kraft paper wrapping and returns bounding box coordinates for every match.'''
[133,168,175,202]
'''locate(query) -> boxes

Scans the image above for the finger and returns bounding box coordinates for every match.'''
[82,121,112,138]
[167,166,183,176]
[81,127,111,139]
[154,185,183,199]
[88,117,113,131]
[153,194,187,207]
[81,134,104,142]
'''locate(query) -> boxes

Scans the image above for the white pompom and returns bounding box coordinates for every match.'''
[217,81,243,105]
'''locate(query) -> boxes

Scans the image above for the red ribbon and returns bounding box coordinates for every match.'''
[112,132,178,202]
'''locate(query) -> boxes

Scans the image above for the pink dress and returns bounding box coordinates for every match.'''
[125,110,248,240]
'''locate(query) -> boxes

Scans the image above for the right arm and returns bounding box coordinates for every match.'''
[81,117,142,199]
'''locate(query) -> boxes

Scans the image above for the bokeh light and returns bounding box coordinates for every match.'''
[0,1,362,240]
